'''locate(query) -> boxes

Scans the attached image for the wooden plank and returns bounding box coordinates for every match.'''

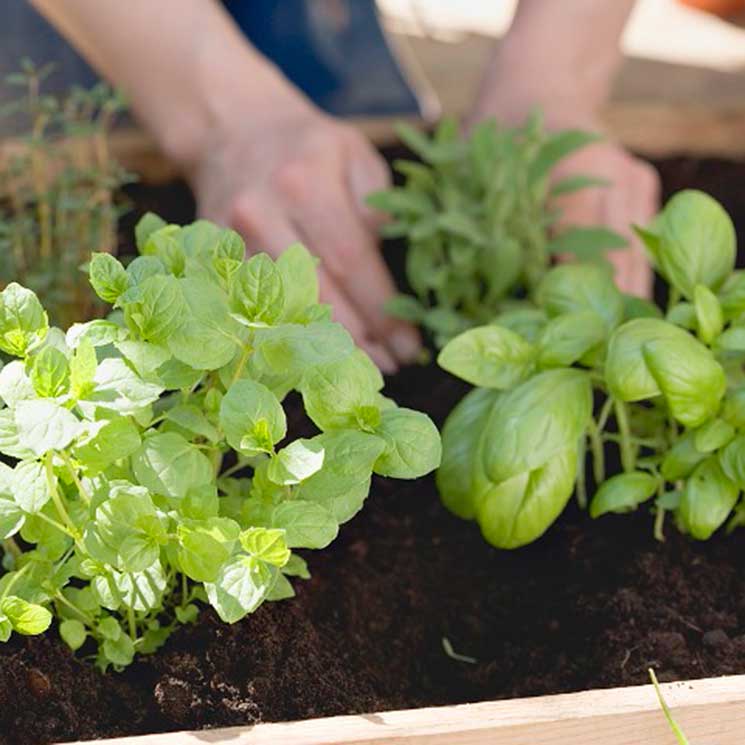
[63,674,745,744]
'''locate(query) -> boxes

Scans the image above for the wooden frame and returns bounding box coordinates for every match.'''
[64,674,745,744]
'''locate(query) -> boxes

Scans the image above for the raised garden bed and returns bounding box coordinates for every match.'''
[3,154,745,745]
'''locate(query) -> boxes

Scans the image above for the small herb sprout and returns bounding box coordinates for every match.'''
[650,669,690,744]
[367,115,625,346]
[0,58,131,328]
[442,636,477,664]
[437,190,745,548]
[0,214,441,669]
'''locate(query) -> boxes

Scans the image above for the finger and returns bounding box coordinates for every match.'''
[292,183,421,365]
[347,144,392,230]
[318,267,398,374]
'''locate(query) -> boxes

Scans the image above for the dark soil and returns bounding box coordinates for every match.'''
[4,156,745,745]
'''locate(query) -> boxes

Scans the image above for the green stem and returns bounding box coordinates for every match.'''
[2,538,21,560]
[55,592,96,626]
[596,396,615,433]
[60,452,91,505]
[230,345,252,386]
[127,604,137,641]
[576,435,587,509]
[614,399,636,473]
[0,563,30,602]
[654,506,666,543]
[587,418,605,486]
[220,460,249,480]
[44,455,83,543]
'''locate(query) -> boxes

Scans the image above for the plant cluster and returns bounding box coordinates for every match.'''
[437,189,745,548]
[367,116,626,346]
[0,213,441,668]
[0,59,131,328]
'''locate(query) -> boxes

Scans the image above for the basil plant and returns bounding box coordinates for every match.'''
[367,115,627,346]
[437,189,745,548]
[0,213,441,669]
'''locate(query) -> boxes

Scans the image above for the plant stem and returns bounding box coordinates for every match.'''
[0,562,30,602]
[45,455,82,543]
[2,538,21,560]
[614,399,636,472]
[55,591,96,626]
[127,603,137,641]
[576,435,587,509]
[654,506,666,543]
[61,452,91,505]
[230,345,252,386]
[586,418,605,486]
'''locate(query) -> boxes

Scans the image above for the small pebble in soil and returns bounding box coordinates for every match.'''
[26,669,51,699]
[702,629,730,648]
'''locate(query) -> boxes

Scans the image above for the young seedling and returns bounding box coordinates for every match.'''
[436,190,745,549]
[0,58,131,328]
[367,115,625,346]
[650,669,691,744]
[0,214,441,669]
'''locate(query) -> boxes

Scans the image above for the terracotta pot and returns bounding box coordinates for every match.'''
[678,0,745,17]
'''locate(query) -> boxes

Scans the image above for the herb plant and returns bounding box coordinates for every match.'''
[0,214,441,669]
[437,189,745,548]
[367,116,626,346]
[0,59,130,328]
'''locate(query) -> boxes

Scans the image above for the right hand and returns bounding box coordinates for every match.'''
[188,96,421,373]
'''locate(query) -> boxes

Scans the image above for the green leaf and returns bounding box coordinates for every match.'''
[69,339,97,399]
[239,527,290,567]
[132,432,213,499]
[680,457,738,540]
[169,278,240,371]
[589,472,658,518]
[477,448,578,549]
[164,404,219,443]
[30,346,70,398]
[294,430,386,523]
[89,253,129,304]
[0,494,25,539]
[481,369,592,483]
[437,388,501,520]
[537,263,624,332]
[373,407,441,479]
[529,130,601,185]
[135,212,168,252]
[607,319,726,427]
[272,500,338,549]
[122,275,186,344]
[275,243,319,322]
[693,284,723,345]
[0,283,48,357]
[74,416,141,475]
[102,632,135,667]
[177,517,239,582]
[59,618,87,651]
[655,190,735,298]
[537,310,607,367]
[546,226,627,259]
[550,174,609,196]
[300,350,383,430]
[220,379,286,456]
[205,555,276,623]
[229,253,284,326]
[694,418,735,454]
[16,400,83,456]
[268,439,325,485]
[438,326,535,389]
[82,358,163,416]
[0,360,35,407]
[0,596,51,635]
[719,434,745,489]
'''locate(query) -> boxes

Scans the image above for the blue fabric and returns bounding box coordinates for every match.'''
[0,0,422,121]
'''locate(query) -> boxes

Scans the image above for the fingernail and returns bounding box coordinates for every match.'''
[389,327,422,365]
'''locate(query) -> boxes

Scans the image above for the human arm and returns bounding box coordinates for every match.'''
[30,0,420,370]
[471,0,659,297]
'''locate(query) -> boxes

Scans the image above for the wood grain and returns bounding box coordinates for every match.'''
[63,674,745,745]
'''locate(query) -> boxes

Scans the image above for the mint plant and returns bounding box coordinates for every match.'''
[0,59,130,328]
[437,189,745,548]
[0,214,441,669]
[367,116,626,345]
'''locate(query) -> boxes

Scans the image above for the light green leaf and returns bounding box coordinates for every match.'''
[177,517,239,582]
[0,360,35,407]
[0,596,51,635]
[89,253,129,304]
[59,618,87,651]
[134,212,167,252]
[132,432,213,499]
[276,243,319,322]
[0,283,48,357]
[272,500,338,549]
[680,457,738,540]
[220,379,286,456]
[84,358,163,415]
[537,311,607,367]
[239,527,290,567]
[122,275,186,344]
[16,400,83,456]
[30,347,70,398]
[373,407,441,479]
[229,253,284,326]
[694,284,723,345]
[546,226,627,259]
[74,417,142,475]
[268,439,325,485]
[205,555,276,623]
[438,326,535,389]
[164,404,220,443]
[590,472,658,518]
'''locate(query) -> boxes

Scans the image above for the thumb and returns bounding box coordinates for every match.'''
[348,149,392,230]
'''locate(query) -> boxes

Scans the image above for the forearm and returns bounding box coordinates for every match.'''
[30,0,309,169]
[473,0,637,126]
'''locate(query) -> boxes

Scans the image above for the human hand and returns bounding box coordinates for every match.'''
[551,137,660,298]
[189,97,420,373]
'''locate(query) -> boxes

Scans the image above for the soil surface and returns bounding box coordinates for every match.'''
[4,156,745,744]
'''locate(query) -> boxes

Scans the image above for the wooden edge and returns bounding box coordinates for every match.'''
[62,674,745,745]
